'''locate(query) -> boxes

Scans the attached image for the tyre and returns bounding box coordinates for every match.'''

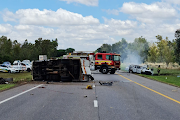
[110,70,115,74]
[27,68,31,72]
[8,70,11,73]
[101,66,108,74]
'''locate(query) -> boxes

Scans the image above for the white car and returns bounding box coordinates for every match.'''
[12,62,31,72]
[137,66,153,75]
[22,60,31,65]
[0,64,16,73]
[132,65,139,73]
[136,66,143,74]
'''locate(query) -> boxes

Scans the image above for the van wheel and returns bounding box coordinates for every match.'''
[27,68,31,72]
[110,70,115,74]
[101,66,108,74]
[8,70,11,73]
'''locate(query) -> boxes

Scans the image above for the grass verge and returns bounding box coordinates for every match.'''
[0,72,32,91]
[138,74,180,87]
[0,84,16,91]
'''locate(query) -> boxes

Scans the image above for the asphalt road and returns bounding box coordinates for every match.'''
[1,70,180,120]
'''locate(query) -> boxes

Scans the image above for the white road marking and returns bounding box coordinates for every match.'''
[0,84,43,105]
[93,84,95,87]
[94,100,98,107]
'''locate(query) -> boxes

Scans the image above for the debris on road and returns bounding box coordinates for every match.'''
[0,77,6,84]
[99,81,113,86]
[86,85,92,89]
[38,86,45,88]
[0,77,13,84]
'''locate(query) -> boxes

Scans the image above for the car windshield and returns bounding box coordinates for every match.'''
[113,55,120,61]
[1,65,7,67]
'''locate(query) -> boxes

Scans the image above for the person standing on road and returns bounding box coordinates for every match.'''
[157,65,161,76]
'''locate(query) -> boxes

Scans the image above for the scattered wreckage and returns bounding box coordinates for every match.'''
[128,64,153,75]
[0,77,13,84]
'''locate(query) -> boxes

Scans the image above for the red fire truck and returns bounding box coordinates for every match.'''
[89,53,121,74]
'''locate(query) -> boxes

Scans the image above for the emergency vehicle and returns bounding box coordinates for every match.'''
[89,53,120,74]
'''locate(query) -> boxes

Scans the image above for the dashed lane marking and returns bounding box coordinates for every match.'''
[94,100,98,107]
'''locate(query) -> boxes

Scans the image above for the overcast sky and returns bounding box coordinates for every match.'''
[0,0,180,51]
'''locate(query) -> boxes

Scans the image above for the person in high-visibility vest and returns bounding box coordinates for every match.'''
[157,65,161,76]
[147,65,149,70]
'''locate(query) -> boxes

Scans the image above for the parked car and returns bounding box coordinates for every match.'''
[2,61,11,67]
[132,65,139,73]
[12,62,31,72]
[136,66,143,74]
[0,64,16,73]
[13,60,21,65]
[22,60,31,65]
[128,64,134,73]
[136,65,153,75]
[22,60,32,71]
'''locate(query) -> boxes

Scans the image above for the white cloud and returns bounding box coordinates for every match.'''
[163,0,180,5]
[2,8,100,26]
[103,18,137,29]
[102,9,120,15]
[0,24,12,34]
[59,0,98,6]
[2,9,17,22]
[120,2,177,23]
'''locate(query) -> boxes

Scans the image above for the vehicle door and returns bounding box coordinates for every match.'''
[133,65,137,73]
[136,66,142,74]
[21,63,27,71]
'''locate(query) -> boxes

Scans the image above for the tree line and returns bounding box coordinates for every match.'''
[95,30,180,67]
[0,36,75,63]
[1,29,180,66]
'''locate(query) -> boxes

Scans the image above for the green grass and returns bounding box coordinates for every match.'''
[0,72,32,82]
[0,72,32,91]
[139,74,180,87]
[0,84,16,91]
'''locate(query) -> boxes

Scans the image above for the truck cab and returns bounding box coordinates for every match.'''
[94,53,121,74]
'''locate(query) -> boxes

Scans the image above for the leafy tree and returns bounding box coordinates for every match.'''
[96,47,102,53]
[34,38,58,58]
[0,36,12,62]
[175,29,180,65]
[100,44,112,53]
[56,49,66,57]
[129,36,149,63]
[156,35,164,62]
[112,42,121,53]
[148,43,158,63]
[156,36,174,66]
[112,38,128,62]
[66,48,75,53]
[155,35,163,41]
[12,40,21,61]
